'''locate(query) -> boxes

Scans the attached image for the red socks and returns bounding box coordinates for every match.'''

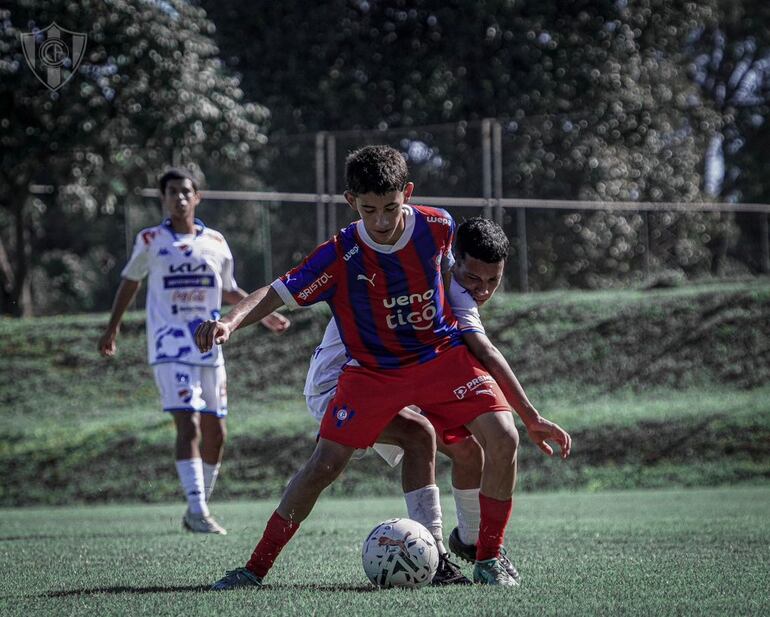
[246,511,300,578]
[476,493,513,562]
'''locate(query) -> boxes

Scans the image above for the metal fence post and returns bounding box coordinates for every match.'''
[761,212,769,274]
[315,132,327,244]
[493,120,503,228]
[482,119,492,220]
[327,134,337,235]
[517,208,529,293]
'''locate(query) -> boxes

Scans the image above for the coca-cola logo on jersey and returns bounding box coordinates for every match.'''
[383,289,436,331]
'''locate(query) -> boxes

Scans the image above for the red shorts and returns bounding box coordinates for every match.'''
[318,345,510,448]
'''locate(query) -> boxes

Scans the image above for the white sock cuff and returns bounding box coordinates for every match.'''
[404,484,443,542]
[175,458,208,516]
[452,486,480,546]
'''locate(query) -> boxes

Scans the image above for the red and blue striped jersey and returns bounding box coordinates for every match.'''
[271,205,463,370]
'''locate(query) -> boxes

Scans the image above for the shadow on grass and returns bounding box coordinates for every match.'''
[45,583,377,597]
[47,585,210,597]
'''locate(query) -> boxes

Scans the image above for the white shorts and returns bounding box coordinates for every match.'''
[306,387,404,467]
[153,363,228,418]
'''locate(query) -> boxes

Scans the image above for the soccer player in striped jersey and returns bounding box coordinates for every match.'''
[98,168,290,535]
[197,146,567,588]
[304,217,571,584]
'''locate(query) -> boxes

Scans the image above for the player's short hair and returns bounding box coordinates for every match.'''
[455,217,509,264]
[158,168,199,194]
[345,145,408,195]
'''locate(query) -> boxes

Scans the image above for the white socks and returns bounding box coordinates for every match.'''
[176,458,209,516]
[202,461,221,502]
[404,484,447,555]
[452,486,481,545]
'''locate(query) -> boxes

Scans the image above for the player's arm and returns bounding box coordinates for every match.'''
[196,285,284,352]
[222,287,291,334]
[462,330,572,458]
[98,278,141,357]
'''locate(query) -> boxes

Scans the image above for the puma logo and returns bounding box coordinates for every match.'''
[357,273,376,287]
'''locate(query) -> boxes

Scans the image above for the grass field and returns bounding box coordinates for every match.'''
[2,487,768,616]
[2,280,769,505]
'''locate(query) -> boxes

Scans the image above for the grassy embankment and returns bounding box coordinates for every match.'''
[1,279,768,505]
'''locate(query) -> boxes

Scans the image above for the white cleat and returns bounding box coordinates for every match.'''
[183,510,227,535]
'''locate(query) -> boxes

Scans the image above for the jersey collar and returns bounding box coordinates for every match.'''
[162,217,206,241]
[355,205,415,254]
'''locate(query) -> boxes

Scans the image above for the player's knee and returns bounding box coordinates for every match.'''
[398,416,436,459]
[484,424,519,465]
[308,447,349,482]
[175,413,201,444]
[447,437,484,473]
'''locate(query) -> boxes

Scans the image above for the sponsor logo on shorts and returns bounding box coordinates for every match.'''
[383,288,436,331]
[178,388,192,403]
[453,374,496,400]
[298,272,333,301]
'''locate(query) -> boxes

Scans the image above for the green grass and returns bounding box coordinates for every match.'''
[1,487,769,616]
[2,280,769,504]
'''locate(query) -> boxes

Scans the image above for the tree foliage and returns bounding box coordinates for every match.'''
[0,0,268,315]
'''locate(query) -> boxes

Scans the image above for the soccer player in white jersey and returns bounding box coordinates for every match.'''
[304,217,571,581]
[98,168,290,534]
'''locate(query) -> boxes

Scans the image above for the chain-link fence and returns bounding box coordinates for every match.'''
[137,119,770,294]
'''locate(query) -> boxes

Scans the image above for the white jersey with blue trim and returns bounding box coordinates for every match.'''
[303,275,484,397]
[121,219,237,367]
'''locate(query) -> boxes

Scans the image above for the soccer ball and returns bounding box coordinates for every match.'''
[362,518,439,588]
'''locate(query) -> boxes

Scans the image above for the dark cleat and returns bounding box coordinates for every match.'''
[449,527,521,583]
[431,553,472,586]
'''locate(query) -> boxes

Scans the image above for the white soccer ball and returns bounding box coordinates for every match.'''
[362,518,439,588]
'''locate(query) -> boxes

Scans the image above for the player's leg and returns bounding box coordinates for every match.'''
[199,365,228,502]
[377,409,470,585]
[439,433,520,581]
[199,415,226,499]
[465,410,520,585]
[211,438,355,589]
[438,435,483,553]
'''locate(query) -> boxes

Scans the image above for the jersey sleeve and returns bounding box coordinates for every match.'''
[448,277,485,335]
[120,230,152,281]
[271,239,339,309]
[220,240,238,292]
[441,208,456,268]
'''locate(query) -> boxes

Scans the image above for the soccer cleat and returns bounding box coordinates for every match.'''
[183,509,227,535]
[449,527,521,582]
[431,553,472,586]
[211,567,263,591]
[497,547,522,583]
[473,558,520,587]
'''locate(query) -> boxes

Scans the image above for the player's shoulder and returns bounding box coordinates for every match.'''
[411,205,453,228]
[135,225,164,247]
[201,227,227,244]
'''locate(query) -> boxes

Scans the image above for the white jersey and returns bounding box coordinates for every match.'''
[303,275,484,398]
[121,218,237,367]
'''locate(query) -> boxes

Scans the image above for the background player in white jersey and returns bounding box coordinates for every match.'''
[304,217,571,580]
[98,168,290,534]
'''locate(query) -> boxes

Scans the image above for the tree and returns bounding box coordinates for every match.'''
[0,0,268,315]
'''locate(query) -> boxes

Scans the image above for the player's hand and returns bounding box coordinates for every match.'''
[195,319,232,352]
[260,311,291,334]
[524,416,572,459]
[98,330,117,357]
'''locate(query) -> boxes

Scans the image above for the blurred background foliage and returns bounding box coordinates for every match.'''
[2,0,770,315]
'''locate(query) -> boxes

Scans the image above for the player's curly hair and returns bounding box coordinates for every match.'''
[158,167,200,194]
[345,145,408,195]
[456,217,509,263]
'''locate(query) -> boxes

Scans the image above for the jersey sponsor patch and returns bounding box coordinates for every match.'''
[163,274,216,288]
